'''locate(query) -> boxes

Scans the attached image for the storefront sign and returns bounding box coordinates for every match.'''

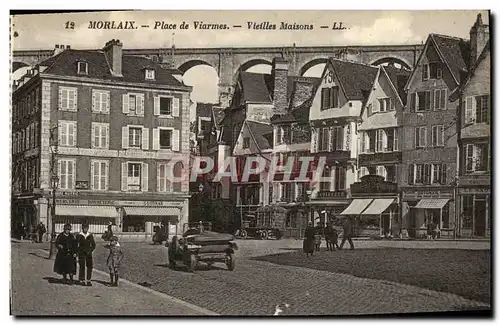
[53,198,184,207]
[402,190,453,200]
[117,200,183,207]
[351,175,398,194]
[56,199,80,205]
[458,187,490,195]
[316,190,347,199]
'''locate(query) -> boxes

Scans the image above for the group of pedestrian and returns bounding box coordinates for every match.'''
[426,218,441,240]
[303,217,355,257]
[53,222,124,287]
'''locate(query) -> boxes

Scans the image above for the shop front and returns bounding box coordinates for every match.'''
[11,195,41,238]
[306,190,349,228]
[457,185,490,238]
[401,188,455,239]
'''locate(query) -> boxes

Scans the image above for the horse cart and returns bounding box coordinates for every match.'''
[167,222,238,272]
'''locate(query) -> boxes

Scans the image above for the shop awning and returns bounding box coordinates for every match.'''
[339,199,373,215]
[56,205,118,218]
[361,198,395,216]
[414,199,450,209]
[123,207,180,216]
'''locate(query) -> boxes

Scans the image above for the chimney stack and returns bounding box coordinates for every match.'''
[53,44,70,56]
[103,39,123,77]
[272,57,289,114]
[469,13,489,68]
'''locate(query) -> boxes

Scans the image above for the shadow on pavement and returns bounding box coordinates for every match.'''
[93,279,111,287]
[43,276,70,285]
[155,262,227,273]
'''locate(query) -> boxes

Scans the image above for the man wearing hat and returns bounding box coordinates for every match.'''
[76,222,96,286]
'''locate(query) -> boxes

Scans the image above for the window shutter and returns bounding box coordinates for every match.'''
[71,123,77,146]
[390,98,395,110]
[421,65,426,80]
[337,127,344,151]
[430,90,434,110]
[320,88,325,109]
[122,126,129,149]
[157,163,161,192]
[142,162,149,192]
[122,94,129,114]
[360,131,365,153]
[172,129,180,151]
[72,89,78,111]
[142,127,149,150]
[137,94,145,116]
[172,97,180,117]
[154,96,160,116]
[328,127,334,151]
[91,160,95,190]
[92,90,96,111]
[441,89,447,110]
[441,164,447,184]
[422,127,427,147]
[152,128,160,150]
[105,124,109,149]
[70,160,76,189]
[414,128,420,148]
[408,164,414,185]
[91,124,97,148]
[121,162,127,191]
[410,93,416,112]
[382,129,388,152]
[311,128,318,153]
[58,87,63,110]
[393,129,399,151]
[57,159,62,184]
[104,161,109,190]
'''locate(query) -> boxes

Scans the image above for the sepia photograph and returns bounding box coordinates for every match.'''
[9,9,491,316]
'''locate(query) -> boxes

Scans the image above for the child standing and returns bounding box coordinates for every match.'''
[105,236,124,287]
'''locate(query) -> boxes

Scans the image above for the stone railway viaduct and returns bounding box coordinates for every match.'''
[12,44,423,107]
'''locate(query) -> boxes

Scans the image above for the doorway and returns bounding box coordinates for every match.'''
[474,199,486,236]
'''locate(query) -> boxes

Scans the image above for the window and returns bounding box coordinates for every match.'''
[242,137,250,149]
[416,91,431,112]
[123,93,144,116]
[414,164,432,184]
[318,127,330,152]
[415,126,427,148]
[332,126,343,151]
[321,86,339,110]
[320,167,331,191]
[92,90,110,113]
[334,167,346,190]
[422,62,442,80]
[281,125,292,144]
[160,97,172,115]
[58,159,75,190]
[268,183,274,204]
[386,165,397,183]
[431,125,444,147]
[128,127,142,148]
[127,163,142,191]
[466,143,489,172]
[476,95,489,123]
[77,61,88,74]
[359,166,369,180]
[59,87,77,111]
[145,69,155,80]
[386,128,397,152]
[408,164,415,185]
[281,183,295,202]
[432,164,447,185]
[376,129,385,152]
[157,163,172,192]
[58,121,77,147]
[91,160,108,191]
[160,129,172,149]
[377,98,394,112]
[92,123,109,149]
[434,89,447,110]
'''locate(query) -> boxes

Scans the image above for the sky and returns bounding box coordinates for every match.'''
[11,10,489,119]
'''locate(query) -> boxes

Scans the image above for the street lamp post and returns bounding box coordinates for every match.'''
[306,189,313,226]
[48,126,58,259]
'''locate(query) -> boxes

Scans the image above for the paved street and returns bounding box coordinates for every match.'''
[12,238,491,316]
[10,242,212,316]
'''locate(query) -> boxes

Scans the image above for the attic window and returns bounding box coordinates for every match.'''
[145,69,155,80]
[77,61,88,75]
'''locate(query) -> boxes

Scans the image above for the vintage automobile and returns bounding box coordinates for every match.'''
[167,222,238,272]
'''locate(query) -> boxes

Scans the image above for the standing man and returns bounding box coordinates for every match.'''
[303,221,315,257]
[324,222,334,251]
[339,217,354,250]
[76,222,96,286]
[36,222,46,243]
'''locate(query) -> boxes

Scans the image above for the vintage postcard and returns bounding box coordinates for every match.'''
[10,10,491,316]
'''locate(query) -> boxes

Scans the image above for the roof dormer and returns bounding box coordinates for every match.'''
[76,59,89,75]
[144,66,156,81]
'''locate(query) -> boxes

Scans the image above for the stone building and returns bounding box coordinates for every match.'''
[11,39,192,239]
[451,14,491,237]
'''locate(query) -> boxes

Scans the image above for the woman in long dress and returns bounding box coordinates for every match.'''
[53,223,77,284]
[303,221,315,257]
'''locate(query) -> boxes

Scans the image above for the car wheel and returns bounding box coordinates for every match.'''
[226,253,235,271]
[261,230,268,240]
[241,230,248,239]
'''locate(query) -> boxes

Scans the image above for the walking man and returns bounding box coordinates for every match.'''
[76,222,96,286]
[339,217,354,250]
[36,222,46,243]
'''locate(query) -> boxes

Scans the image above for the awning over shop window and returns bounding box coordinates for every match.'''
[123,207,180,216]
[361,199,395,216]
[414,199,450,209]
[339,199,373,215]
[56,205,118,218]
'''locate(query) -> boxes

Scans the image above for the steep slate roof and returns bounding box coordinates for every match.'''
[246,121,274,150]
[240,72,273,103]
[38,49,185,87]
[430,34,470,84]
[383,66,411,105]
[330,59,379,101]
